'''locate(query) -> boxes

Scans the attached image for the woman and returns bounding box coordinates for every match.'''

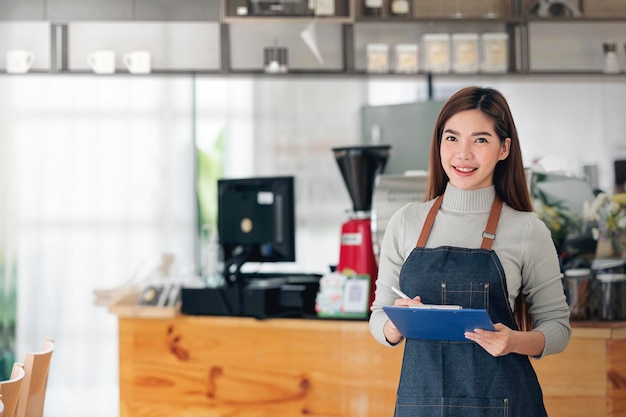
[369,86,571,417]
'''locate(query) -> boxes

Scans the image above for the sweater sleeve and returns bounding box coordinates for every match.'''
[369,203,415,347]
[369,201,434,347]
[521,214,572,358]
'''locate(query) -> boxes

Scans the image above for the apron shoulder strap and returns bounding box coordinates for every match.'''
[416,195,443,248]
[481,196,503,250]
[415,194,504,250]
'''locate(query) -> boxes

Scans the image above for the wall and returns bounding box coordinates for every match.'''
[229,74,626,274]
[0,73,625,417]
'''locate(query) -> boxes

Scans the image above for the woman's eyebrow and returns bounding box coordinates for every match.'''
[443,128,493,137]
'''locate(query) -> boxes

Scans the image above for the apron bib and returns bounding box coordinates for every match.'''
[394,195,547,417]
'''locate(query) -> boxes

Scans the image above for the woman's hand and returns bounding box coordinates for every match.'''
[394,295,422,307]
[383,319,404,345]
[384,295,423,345]
[464,323,516,356]
[465,324,545,357]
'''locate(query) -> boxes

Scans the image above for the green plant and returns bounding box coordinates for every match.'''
[196,128,225,229]
[533,199,579,250]
[0,254,17,380]
[530,173,581,251]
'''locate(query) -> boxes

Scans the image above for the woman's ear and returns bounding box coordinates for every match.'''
[499,138,511,161]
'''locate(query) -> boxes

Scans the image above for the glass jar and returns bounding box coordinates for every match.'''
[563,268,593,320]
[596,273,626,320]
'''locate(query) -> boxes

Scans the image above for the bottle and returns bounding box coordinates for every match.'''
[363,0,383,17]
[389,0,410,16]
[201,224,224,288]
[603,41,620,74]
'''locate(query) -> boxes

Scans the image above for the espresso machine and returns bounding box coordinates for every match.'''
[332,145,391,310]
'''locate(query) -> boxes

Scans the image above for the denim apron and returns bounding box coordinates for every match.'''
[395,195,547,417]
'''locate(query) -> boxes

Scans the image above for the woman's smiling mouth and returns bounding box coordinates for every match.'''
[454,166,477,173]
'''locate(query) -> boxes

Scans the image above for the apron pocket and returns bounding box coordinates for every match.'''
[441,281,490,309]
[395,396,509,417]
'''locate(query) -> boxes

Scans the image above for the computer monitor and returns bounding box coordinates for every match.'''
[217,176,296,285]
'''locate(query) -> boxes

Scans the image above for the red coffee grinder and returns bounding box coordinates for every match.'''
[332,145,391,311]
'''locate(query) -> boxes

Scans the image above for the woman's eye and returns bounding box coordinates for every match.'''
[445,135,457,142]
[475,137,488,143]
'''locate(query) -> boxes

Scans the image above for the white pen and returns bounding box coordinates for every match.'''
[391,286,462,309]
[391,286,411,299]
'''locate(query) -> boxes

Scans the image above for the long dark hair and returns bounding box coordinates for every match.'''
[425,86,533,331]
[424,86,533,213]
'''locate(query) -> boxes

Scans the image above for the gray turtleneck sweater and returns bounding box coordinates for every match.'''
[369,184,572,358]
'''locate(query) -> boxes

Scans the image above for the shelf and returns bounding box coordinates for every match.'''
[4,0,626,77]
[4,69,625,78]
[29,69,224,76]
[354,16,524,23]
[222,16,353,23]
[522,70,626,76]
[222,0,352,21]
[222,15,353,23]
[524,16,626,22]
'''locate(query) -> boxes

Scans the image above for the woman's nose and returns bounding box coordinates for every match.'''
[457,141,472,159]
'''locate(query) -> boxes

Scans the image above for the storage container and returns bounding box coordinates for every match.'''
[367,43,389,73]
[394,43,419,73]
[452,33,479,73]
[480,32,508,73]
[422,33,450,73]
[596,273,626,320]
[563,268,593,320]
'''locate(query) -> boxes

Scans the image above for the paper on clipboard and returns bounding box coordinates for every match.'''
[383,305,495,341]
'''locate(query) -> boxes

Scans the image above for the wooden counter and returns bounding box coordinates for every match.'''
[116,314,626,417]
[117,315,403,417]
[531,321,626,417]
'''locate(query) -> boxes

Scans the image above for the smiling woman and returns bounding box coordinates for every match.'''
[439,109,510,191]
[370,86,571,417]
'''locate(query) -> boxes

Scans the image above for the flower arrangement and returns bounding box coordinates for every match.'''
[529,171,583,253]
[533,199,580,251]
[584,192,626,258]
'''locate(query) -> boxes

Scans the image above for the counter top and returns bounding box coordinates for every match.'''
[569,320,626,339]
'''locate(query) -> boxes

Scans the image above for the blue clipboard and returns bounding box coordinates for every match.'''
[383,306,495,341]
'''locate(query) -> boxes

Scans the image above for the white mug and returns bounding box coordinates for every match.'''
[87,50,116,74]
[123,51,151,74]
[6,49,35,74]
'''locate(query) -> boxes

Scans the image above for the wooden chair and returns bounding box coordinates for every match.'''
[15,338,54,417]
[0,363,26,417]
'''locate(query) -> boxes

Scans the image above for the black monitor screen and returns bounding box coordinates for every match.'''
[217,176,295,280]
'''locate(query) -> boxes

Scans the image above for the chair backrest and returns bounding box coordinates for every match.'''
[0,363,26,417]
[15,338,54,417]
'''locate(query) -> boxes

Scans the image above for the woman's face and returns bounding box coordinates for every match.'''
[440,109,510,190]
